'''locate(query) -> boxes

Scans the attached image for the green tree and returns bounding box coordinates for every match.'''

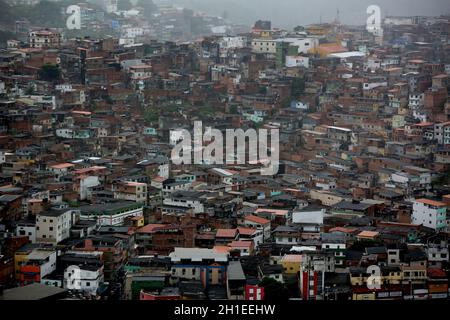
[0,30,16,48]
[432,171,450,187]
[6,0,66,28]
[199,104,215,116]
[144,109,159,123]
[104,95,114,105]
[221,10,229,20]
[0,0,15,25]
[166,104,181,113]
[259,277,290,302]
[291,77,305,98]
[254,121,264,129]
[28,0,64,27]
[39,64,61,82]
[118,0,133,11]
[138,0,157,16]
[349,240,381,251]
[259,86,267,95]
[229,105,238,114]
[280,97,292,109]
[25,84,34,95]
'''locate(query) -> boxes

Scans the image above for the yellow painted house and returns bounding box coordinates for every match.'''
[350,266,403,287]
[306,24,334,36]
[14,248,31,280]
[309,43,348,57]
[352,291,376,300]
[281,254,302,274]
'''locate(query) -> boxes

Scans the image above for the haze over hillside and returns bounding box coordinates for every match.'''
[158,0,450,27]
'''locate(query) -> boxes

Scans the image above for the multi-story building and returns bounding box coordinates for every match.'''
[103,0,118,13]
[409,92,424,109]
[163,191,205,215]
[169,248,228,288]
[16,219,36,243]
[326,126,353,143]
[129,65,152,81]
[321,234,346,267]
[426,237,449,268]
[114,181,148,204]
[240,215,271,241]
[35,209,80,245]
[137,158,170,179]
[227,261,246,300]
[434,122,450,145]
[251,39,277,54]
[78,202,144,226]
[72,237,125,282]
[412,199,448,232]
[401,265,427,286]
[15,246,57,285]
[29,29,62,49]
[63,264,104,295]
[300,251,336,300]
[74,175,101,201]
[281,254,302,274]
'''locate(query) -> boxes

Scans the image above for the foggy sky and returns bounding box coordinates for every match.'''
[159,0,450,27]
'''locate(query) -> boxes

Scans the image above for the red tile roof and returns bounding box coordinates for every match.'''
[74,166,106,175]
[319,43,348,54]
[357,231,380,238]
[49,163,74,170]
[152,176,167,183]
[213,246,231,254]
[255,208,289,216]
[427,268,447,279]
[237,227,257,236]
[245,215,270,225]
[229,241,253,248]
[216,229,238,238]
[415,198,447,207]
[329,226,358,234]
[137,224,166,234]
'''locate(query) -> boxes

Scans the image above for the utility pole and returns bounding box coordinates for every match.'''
[410,280,413,300]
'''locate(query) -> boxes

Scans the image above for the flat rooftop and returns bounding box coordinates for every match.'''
[0,283,67,300]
